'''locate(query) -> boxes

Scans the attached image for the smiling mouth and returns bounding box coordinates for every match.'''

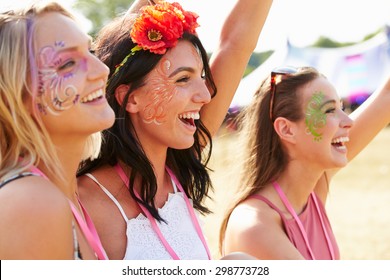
[80,89,104,103]
[331,136,349,150]
[179,112,200,127]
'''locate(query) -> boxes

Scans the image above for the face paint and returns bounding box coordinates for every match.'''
[37,42,86,115]
[305,91,327,141]
[142,58,177,124]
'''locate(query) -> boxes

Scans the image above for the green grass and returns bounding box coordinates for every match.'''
[203,127,390,260]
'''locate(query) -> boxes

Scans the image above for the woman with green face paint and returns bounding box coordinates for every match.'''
[220,65,390,259]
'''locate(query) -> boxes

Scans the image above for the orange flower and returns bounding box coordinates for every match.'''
[171,2,199,34]
[130,2,199,55]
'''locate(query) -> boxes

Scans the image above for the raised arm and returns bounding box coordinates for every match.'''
[346,75,390,161]
[316,75,390,202]
[327,75,390,177]
[201,0,273,137]
[126,0,152,13]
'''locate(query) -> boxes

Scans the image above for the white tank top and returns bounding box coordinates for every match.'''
[85,173,209,260]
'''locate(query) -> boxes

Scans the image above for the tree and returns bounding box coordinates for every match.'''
[73,0,135,37]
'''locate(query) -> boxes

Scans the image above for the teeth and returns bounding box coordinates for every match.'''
[331,136,349,144]
[178,112,200,120]
[81,89,104,103]
[335,145,347,151]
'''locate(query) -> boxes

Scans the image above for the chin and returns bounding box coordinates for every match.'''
[172,139,195,150]
[334,158,348,168]
[99,109,115,130]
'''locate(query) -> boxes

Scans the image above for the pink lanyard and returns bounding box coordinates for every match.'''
[114,163,211,260]
[272,181,335,260]
[30,166,108,260]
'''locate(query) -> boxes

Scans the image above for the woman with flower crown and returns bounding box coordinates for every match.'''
[77,0,272,260]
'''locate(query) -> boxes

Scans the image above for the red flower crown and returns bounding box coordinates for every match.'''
[112,1,199,77]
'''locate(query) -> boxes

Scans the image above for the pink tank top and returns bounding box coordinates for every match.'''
[252,192,340,260]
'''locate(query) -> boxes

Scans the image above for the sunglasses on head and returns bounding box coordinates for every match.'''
[269,66,298,121]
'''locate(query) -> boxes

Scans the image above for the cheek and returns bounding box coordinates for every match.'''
[141,60,178,124]
[36,46,83,115]
[304,92,327,142]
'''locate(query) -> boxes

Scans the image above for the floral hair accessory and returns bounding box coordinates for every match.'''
[111,1,199,78]
[131,1,199,54]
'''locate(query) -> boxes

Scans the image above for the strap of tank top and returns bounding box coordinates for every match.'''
[272,181,316,260]
[114,164,179,259]
[71,220,83,260]
[310,192,335,260]
[68,199,108,260]
[29,166,48,179]
[171,177,178,193]
[251,194,290,223]
[114,163,211,260]
[84,173,129,222]
[0,172,36,189]
[165,167,211,260]
[30,166,108,260]
[272,181,335,260]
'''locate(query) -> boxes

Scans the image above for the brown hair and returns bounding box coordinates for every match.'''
[219,66,322,253]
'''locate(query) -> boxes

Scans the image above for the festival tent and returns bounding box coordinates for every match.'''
[231,26,390,111]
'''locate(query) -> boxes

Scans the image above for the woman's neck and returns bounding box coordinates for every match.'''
[275,162,323,214]
[39,138,86,201]
[143,145,168,188]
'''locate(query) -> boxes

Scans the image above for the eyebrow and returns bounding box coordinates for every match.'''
[168,67,195,78]
[56,36,92,54]
[320,99,336,109]
[54,46,79,55]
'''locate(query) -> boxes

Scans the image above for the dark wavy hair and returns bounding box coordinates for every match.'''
[78,14,217,222]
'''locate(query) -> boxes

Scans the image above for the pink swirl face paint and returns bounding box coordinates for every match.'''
[37,42,86,114]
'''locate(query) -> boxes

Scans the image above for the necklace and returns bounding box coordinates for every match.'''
[114,163,211,260]
[273,181,335,260]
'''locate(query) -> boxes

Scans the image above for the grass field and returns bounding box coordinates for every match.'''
[202,126,390,260]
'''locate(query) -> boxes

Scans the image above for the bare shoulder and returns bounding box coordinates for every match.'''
[78,171,101,200]
[77,166,116,200]
[224,197,304,260]
[77,168,115,214]
[0,176,73,259]
[226,198,281,239]
[77,167,131,259]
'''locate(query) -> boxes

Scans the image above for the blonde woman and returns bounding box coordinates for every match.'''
[0,2,114,259]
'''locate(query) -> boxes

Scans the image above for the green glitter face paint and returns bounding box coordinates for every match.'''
[305,91,327,141]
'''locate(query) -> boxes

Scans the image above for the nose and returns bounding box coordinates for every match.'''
[88,53,110,81]
[340,111,354,129]
[192,80,211,105]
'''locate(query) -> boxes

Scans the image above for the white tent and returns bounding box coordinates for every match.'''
[231,26,390,109]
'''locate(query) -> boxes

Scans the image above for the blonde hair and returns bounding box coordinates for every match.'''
[81,132,102,161]
[0,2,81,181]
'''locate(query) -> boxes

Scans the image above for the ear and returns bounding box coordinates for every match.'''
[273,117,298,145]
[114,84,138,113]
